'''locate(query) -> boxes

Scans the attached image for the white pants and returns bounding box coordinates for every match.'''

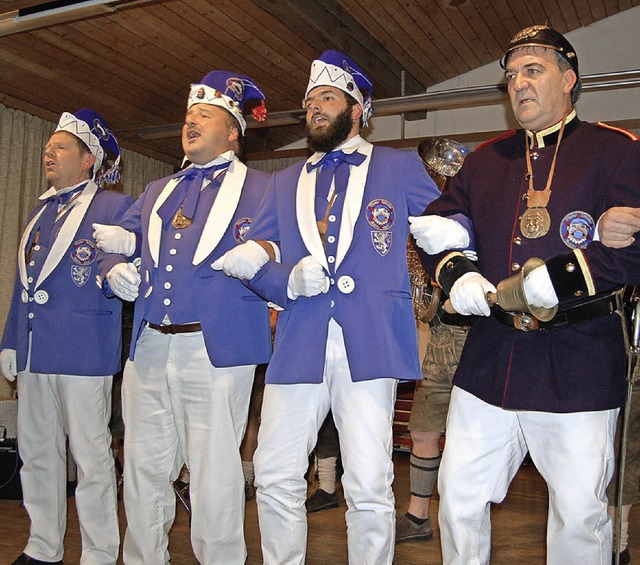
[255,319,398,565]
[122,327,254,565]
[18,368,118,564]
[439,386,618,565]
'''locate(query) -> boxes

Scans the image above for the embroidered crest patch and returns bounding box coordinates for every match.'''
[71,238,97,265]
[234,217,252,243]
[371,231,392,256]
[560,211,594,249]
[71,265,91,287]
[366,199,395,230]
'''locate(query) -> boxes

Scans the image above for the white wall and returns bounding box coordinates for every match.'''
[281,6,640,149]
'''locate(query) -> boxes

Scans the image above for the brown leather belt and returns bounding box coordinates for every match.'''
[147,322,202,334]
[492,292,620,332]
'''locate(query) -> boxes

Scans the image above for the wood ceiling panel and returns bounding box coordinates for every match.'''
[0,0,632,163]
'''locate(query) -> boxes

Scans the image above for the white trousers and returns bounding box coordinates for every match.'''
[439,386,618,565]
[18,367,118,564]
[255,319,398,565]
[122,327,254,565]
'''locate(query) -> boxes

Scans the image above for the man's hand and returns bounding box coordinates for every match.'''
[409,215,470,254]
[211,240,269,280]
[92,223,136,256]
[0,349,17,382]
[597,207,640,249]
[106,263,141,301]
[449,272,496,317]
[287,256,330,299]
[523,265,558,309]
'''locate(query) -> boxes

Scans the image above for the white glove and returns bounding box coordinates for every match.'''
[106,262,141,301]
[92,223,136,256]
[0,349,17,382]
[211,240,269,280]
[523,265,558,309]
[287,256,330,299]
[409,215,470,255]
[449,272,497,317]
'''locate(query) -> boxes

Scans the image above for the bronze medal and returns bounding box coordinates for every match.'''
[520,207,551,239]
[172,205,192,229]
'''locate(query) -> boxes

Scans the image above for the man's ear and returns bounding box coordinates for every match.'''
[351,103,363,123]
[228,125,240,144]
[563,69,577,95]
[82,153,97,173]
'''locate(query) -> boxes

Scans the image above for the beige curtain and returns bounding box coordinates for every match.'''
[0,104,172,398]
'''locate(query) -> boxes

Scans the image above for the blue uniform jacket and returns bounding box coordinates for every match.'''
[420,118,640,412]
[1,182,134,376]
[245,140,444,384]
[100,157,273,368]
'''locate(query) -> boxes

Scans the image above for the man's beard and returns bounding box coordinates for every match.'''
[306,107,354,153]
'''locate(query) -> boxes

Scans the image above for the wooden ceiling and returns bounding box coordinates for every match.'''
[0,0,637,165]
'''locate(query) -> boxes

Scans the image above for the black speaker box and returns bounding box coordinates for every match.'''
[0,431,22,500]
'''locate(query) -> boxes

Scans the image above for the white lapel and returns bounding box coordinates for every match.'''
[149,177,181,267]
[18,208,46,289]
[297,160,329,271]
[335,141,373,269]
[35,181,99,289]
[193,157,247,266]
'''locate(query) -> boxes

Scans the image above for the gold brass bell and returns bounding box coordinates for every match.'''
[486,257,557,322]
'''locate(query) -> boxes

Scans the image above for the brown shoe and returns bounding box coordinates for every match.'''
[305,488,339,513]
[395,513,433,544]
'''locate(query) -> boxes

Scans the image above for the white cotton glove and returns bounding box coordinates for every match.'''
[211,240,269,280]
[0,349,17,382]
[92,223,136,256]
[287,256,330,299]
[106,262,141,302]
[449,272,497,317]
[409,215,470,255]
[523,265,558,309]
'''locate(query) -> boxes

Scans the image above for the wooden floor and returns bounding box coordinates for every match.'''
[0,451,637,564]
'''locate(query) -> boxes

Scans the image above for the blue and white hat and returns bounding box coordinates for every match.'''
[187,70,267,134]
[305,50,373,126]
[55,108,121,184]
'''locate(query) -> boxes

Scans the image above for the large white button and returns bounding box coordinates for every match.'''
[34,290,49,304]
[337,275,355,294]
[163,298,171,306]
[164,282,171,289]
[328,256,335,264]
[166,265,173,272]
[21,290,28,303]
[169,249,177,255]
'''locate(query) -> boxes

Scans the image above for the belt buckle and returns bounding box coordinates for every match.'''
[514,313,539,332]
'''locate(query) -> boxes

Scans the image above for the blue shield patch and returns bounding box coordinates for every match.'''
[371,231,392,256]
[71,265,91,287]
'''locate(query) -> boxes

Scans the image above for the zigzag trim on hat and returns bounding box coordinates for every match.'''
[187,83,247,133]
[55,112,105,170]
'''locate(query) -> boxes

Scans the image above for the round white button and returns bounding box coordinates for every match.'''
[174,233,182,239]
[29,261,35,267]
[34,245,40,251]
[337,275,355,294]
[21,290,28,303]
[34,290,49,304]
[328,215,336,223]
[169,249,177,255]
[328,256,335,264]
[164,282,171,289]
[163,298,171,306]
[166,265,173,272]
[28,313,34,319]
[27,277,33,283]
[327,235,336,243]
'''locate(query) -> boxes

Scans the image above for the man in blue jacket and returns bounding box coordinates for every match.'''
[0,109,131,565]
[95,70,272,564]
[214,50,468,564]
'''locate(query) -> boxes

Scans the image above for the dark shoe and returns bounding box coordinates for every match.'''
[10,554,63,565]
[395,513,433,544]
[613,548,631,565]
[305,488,339,513]
[245,480,256,501]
